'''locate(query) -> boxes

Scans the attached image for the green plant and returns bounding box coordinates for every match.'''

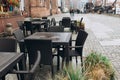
[54,51,115,80]
[54,65,85,80]
[84,51,115,80]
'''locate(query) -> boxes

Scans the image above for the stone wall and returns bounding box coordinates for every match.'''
[24,0,59,17]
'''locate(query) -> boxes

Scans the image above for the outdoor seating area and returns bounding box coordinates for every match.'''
[1,12,120,79]
[0,13,90,80]
[0,0,120,80]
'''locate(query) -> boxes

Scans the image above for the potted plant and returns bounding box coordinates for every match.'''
[76,21,85,31]
[84,52,115,80]
[4,23,13,36]
[53,51,115,80]
[54,66,85,80]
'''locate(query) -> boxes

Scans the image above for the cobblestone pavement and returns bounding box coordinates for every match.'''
[81,13,120,79]
[7,13,120,80]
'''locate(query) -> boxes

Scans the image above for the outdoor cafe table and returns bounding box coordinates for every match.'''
[0,52,24,80]
[32,20,47,31]
[25,32,72,69]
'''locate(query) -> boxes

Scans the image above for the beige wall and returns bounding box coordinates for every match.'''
[24,0,59,18]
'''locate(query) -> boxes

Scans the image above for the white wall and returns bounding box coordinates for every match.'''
[20,0,24,11]
[58,0,61,7]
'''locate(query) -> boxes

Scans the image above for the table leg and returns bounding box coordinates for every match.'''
[57,47,60,70]
[65,46,69,65]
[18,54,26,80]
[1,76,5,80]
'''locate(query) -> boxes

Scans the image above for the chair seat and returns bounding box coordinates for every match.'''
[69,50,80,56]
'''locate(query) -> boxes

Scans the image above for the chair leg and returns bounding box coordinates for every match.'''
[70,56,72,61]
[76,56,78,64]
[51,65,54,77]
[81,56,84,73]
[81,56,83,67]
[57,55,60,70]
[1,76,5,80]
[62,57,65,69]
[13,65,21,80]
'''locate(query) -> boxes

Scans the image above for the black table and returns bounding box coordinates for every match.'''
[0,52,24,80]
[25,32,72,69]
[25,32,71,46]
[32,20,47,32]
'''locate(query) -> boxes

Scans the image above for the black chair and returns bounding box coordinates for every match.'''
[61,17,71,32]
[39,18,50,32]
[43,19,51,32]
[42,17,47,19]
[12,51,41,80]
[71,20,77,33]
[24,21,34,36]
[60,30,88,66]
[13,29,26,53]
[13,29,24,41]
[50,18,56,26]
[25,39,54,75]
[17,21,26,36]
[13,29,28,72]
[59,21,62,26]
[31,18,41,21]
[0,38,17,52]
[17,21,24,30]
[0,38,17,80]
[47,26,64,32]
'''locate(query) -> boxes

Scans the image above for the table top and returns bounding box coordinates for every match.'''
[25,32,72,45]
[0,52,24,78]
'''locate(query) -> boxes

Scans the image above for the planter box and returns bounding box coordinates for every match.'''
[0,16,24,33]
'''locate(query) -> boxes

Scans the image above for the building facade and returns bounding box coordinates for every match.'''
[24,0,59,17]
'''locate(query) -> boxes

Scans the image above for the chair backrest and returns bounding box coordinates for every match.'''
[0,38,17,52]
[47,26,64,32]
[75,30,88,54]
[13,29,26,53]
[24,21,33,30]
[62,17,71,27]
[42,17,47,19]
[25,39,53,65]
[17,21,24,30]
[13,29,24,41]
[31,18,41,21]
[51,18,56,26]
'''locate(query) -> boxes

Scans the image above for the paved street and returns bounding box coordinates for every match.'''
[75,13,120,79]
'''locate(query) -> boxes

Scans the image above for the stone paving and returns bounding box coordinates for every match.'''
[82,13,120,79]
[6,13,120,80]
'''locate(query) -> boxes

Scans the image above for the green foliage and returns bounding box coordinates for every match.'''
[54,65,85,80]
[64,66,84,80]
[54,51,115,80]
[84,51,115,80]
